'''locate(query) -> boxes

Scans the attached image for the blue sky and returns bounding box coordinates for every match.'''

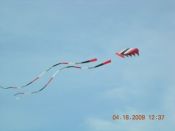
[0,0,175,131]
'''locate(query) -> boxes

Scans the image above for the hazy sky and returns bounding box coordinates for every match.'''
[0,0,175,131]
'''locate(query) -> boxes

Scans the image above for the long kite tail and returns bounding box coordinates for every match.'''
[14,60,111,96]
[14,65,82,96]
[1,58,97,90]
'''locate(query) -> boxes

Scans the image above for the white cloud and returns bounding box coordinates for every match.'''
[85,115,172,131]
[85,117,117,131]
[163,84,175,121]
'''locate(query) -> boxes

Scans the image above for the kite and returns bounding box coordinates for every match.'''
[116,48,139,58]
[0,48,139,97]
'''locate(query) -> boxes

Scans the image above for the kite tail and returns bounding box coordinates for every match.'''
[13,59,112,97]
[14,65,82,96]
[88,59,112,69]
[1,58,97,90]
